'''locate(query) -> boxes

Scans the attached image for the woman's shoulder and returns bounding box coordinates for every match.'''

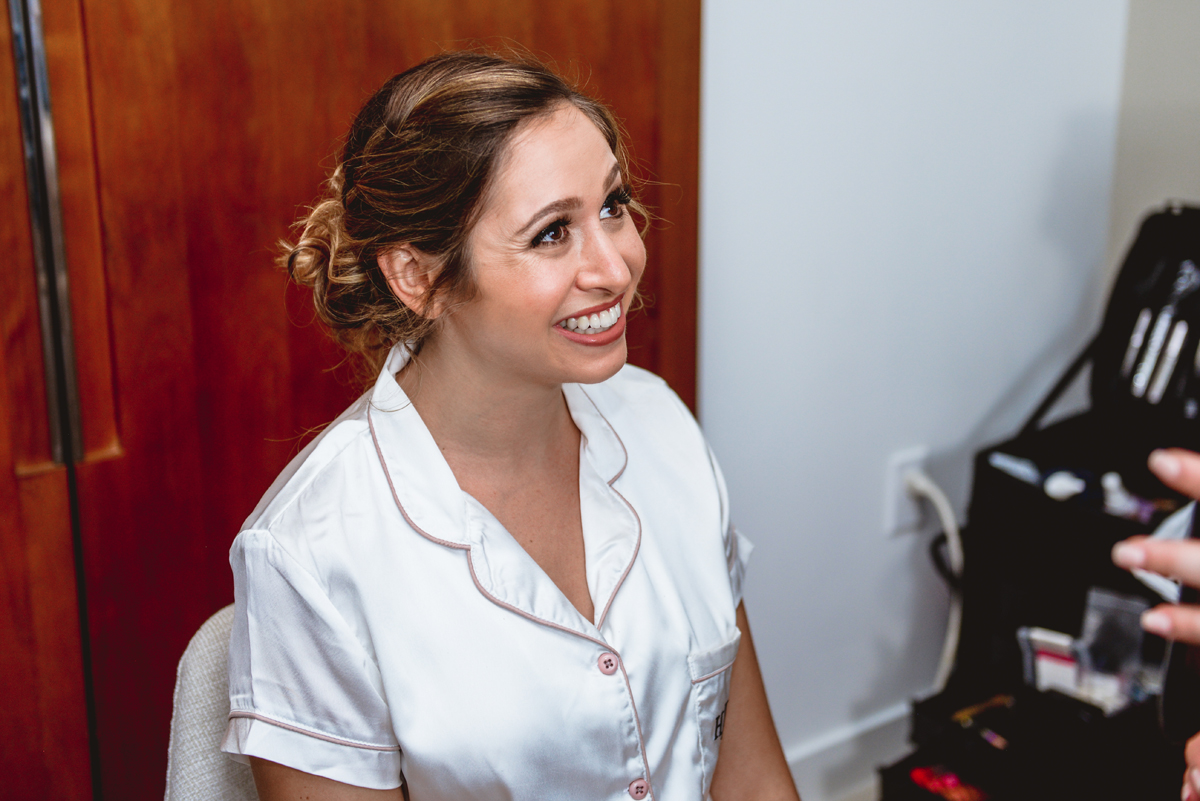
[239,391,382,536]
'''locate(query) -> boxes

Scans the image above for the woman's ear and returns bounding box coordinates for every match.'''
[378,245,443,318]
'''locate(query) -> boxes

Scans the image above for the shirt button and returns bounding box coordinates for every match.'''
[597,652,619,675]
[628,778,649,798]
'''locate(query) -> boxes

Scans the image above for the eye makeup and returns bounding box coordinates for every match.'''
[528,185,634,248]
[602,186,633,216]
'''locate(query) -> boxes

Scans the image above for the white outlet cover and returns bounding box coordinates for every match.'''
[883,445,930,535]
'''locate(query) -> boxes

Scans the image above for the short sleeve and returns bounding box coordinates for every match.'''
[706,444,754,607]
[221,529,403,789]
[725,523,754,608]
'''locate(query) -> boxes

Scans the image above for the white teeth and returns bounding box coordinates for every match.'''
[559,302,623,334]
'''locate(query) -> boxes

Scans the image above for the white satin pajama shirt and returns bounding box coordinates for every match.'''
[221,344,753,800]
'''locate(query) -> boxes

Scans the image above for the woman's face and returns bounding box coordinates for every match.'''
[434,104,646,390]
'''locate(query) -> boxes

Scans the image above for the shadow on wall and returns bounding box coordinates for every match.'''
[798,109,1129,801]
[937,109,1128,520]
[815,536,951,800]
[1108,105,1200,277]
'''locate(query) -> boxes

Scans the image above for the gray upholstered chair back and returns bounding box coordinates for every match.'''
[164,604,258,801]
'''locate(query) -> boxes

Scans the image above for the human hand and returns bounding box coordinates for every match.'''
[1185,734,1200,801]
[1110,449,1200,801]
[1111,449,1200,643]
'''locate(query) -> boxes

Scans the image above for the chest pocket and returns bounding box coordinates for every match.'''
[688,627,741,797]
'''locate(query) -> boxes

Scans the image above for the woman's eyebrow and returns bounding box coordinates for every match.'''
[601,163,621,190]
[514,164,622,239]
[516,198,582,239]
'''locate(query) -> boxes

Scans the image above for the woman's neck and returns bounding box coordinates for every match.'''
[396,338,578,477]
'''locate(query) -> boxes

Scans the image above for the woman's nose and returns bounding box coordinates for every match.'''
[578,227,633,290]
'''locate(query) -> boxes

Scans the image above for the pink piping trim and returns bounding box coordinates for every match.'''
[690,660,736,685]
[576,386,636,630]
[462,553,611,650]
[227,710,400,752]
[595,485,641,631]
[367,404,654,794]
[368,408,607,650]
[368,408,469,552]
[577,386,629,484]
[617,657,656,800]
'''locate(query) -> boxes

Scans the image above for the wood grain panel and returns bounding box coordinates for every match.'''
[73,0,208,795]
[652,0,701,407]
[69,2,700,799]
[1,5,52,472]
[0,12,92,800]
[20,472,92,801]
[0,384,48,798]
[42,0,120,463]
[0,11,48,791]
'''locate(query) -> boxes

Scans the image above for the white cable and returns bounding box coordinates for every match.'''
[904,467,963,694]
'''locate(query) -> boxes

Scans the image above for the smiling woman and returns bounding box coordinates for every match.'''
[222,51,800,801]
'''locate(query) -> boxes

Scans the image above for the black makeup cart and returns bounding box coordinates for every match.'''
[879,204,1200,801]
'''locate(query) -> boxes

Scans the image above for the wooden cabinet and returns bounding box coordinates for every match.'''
[1,2,699,799]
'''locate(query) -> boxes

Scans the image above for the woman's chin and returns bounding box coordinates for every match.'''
[560,342,629,385]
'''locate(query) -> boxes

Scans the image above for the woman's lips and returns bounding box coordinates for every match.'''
[557,300,622,334]
[555,298,627,345]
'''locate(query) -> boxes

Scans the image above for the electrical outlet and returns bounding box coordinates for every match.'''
[883,445,929,536]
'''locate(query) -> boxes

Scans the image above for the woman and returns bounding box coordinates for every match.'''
[221,52,800,801]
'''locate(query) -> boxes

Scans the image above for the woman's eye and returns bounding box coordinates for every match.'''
[600,187,633,221]
[533,219,569,247]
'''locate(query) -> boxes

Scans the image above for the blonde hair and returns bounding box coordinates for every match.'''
[285,51,645,377]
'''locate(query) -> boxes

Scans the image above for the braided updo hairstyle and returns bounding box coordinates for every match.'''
[285,51,645,377]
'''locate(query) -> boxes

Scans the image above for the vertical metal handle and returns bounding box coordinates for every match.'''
[8,0,83,465]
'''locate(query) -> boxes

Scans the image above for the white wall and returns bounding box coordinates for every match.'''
[698,4,1129,799]
[1106,0,1200,276]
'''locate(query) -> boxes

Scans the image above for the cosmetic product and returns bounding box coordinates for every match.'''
[950,694,1014,751]
[1120,307,1152,378]
[1101,472,1155,524]
[987,452,1039,485]
[1043,470,1085,501]
[1018,626,1077,694]
[1180,340,1200,417]
[1132,261,1200,398]
[908,766,988,801]
[1147,320,1189,404]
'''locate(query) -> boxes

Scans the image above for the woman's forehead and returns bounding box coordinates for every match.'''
[490,105,619,205]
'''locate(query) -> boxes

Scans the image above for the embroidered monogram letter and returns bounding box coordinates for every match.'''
[713,701,728,740]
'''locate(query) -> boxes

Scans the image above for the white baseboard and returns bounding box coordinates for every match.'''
[786,701,913,801]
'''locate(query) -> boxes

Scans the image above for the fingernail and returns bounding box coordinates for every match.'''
[1184,783,1191,801]
[1151,449,1183,479]
[1112,542,1146,568]
[1143,610,1172,637]
[1191,768,1200,791]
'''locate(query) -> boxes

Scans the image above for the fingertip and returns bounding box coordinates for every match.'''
[1151,449,1184,480]
[1143,609,1173,637]
[1112,541,1146,569]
